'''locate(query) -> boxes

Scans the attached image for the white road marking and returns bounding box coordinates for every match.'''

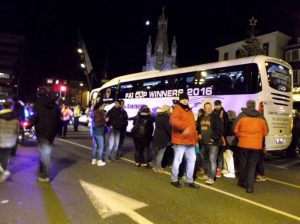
[60,139,300,222]
[80,180,153,224]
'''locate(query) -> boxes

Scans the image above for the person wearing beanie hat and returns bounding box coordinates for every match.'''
[153,105,172,173]
[234,100,268,193]
[179,93,189,101]
[169,94,199,189]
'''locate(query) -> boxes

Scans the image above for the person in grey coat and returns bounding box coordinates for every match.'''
[153,105,172,173]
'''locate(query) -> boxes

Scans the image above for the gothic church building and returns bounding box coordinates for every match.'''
[143,8,177,71]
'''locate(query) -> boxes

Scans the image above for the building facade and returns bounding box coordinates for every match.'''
[0,32,26,102]
[143,7,177,71]
[216,31,291,61]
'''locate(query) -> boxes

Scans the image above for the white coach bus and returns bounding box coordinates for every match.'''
[90,55,293,151]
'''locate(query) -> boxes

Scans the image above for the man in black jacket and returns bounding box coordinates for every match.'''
[199,102,224,185]
[29,87,61,182]
[105,100,128,161]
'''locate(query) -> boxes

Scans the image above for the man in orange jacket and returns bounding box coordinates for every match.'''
[234,100,268,193]
[170,93,199,188]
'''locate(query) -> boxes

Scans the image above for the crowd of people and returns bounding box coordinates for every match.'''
[0,89,273,193]
[86,93,269,193]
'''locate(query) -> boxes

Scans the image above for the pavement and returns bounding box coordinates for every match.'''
[0,125,300,224]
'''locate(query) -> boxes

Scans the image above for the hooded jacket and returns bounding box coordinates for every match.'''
[234,107,268,150]
[131,108,154,138]
[29,96,61,142]
[0,109,19,148]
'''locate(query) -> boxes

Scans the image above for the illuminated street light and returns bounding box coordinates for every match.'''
[77,48,83,54]
[79,83,84,87]
[80,63,86,68]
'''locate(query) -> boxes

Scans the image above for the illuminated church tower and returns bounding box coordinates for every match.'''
[143,7,177,71]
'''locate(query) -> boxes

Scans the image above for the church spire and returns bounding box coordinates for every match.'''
[171,36,177,57]
[154,7,169,56]
[146,36,152,56]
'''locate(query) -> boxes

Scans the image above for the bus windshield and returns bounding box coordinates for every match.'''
[266,62,291,92]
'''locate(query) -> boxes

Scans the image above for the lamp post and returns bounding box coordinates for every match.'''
[79,82,84,106]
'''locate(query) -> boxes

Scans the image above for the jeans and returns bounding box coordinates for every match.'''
[202,144,219,180]
[37,138,53,178]
[239,148,261,190]
[155,147,166,169]
[61,120,69,137]
[106,128,120,160]
[171,144,196,183]
[92,134,104,160]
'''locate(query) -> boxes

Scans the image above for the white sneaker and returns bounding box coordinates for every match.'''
[0,170,11,182]
[223,173,236,178]
[205,178,214,185]
[91,159,97,165]
[221,170,229,174]
[97,160,106,166]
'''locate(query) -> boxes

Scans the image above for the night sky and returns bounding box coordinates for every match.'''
[0,0,300,97]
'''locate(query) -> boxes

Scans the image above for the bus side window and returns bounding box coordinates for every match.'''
[234,72,248,93]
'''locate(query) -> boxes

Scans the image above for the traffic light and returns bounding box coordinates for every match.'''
[60,85,67,99]
[60,85,67,92]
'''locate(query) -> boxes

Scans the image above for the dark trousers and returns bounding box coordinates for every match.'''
[217,146,224,169]
[61,120,69,137]
[73,117,79,131]
[133,135,151,164]
[117,131,126,157]
[239,148,261,190]
[0,148,11,170]
[256,151,265,176]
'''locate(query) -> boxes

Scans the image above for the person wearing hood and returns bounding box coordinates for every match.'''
[131,105,154,168]
[152,105,172,173]
[29,86,61,182]
[0,100,19,182]
[170,93,199,188]
[234,100,268,193]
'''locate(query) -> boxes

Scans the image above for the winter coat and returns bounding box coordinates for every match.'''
[91,109,106,135]
[131,113,154,138]
[153,112,171,149]
[170,104,198,145]
[106,106,127,131]
[0,109,19,148]
[213,107,229,136]
[29,96,61,142]
[234,108,268,150]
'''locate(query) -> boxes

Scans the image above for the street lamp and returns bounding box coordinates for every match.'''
[80,63,86,68]
[77,48,83,54]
